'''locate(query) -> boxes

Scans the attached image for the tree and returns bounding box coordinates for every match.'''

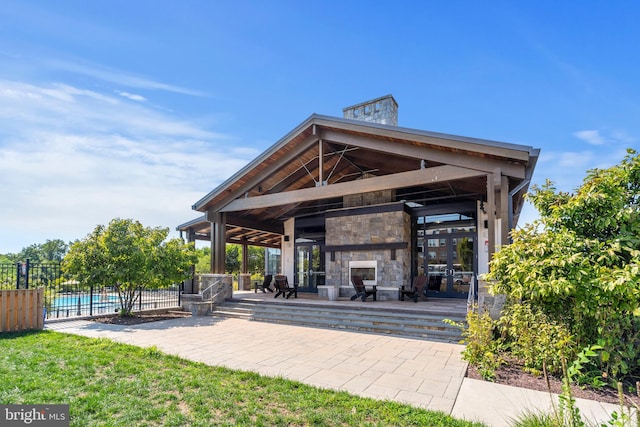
[194,244,265,276]
[3,239,70,263]
[225,245,240,274]
[487,149,640,381]
[63,218,197,316]
[247,246,265,274]
[194,247,211,273]
[40,239,68,262]
[18,244,44,263]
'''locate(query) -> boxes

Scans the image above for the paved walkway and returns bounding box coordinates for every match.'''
[46,316,626,426]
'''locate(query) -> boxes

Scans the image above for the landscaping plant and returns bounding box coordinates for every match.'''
[486,149,640,387]
[63,218,197,316]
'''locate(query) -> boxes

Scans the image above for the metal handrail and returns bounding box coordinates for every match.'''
[467,275,476,312]
[201,279,222,301]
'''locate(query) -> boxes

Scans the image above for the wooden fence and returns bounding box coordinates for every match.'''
[0,288,44,332]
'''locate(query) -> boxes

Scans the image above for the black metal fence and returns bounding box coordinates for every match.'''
[0,260,183,320]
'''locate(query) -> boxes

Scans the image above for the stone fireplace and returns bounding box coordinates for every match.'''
[349,260,378,286]
[323,202,412,301]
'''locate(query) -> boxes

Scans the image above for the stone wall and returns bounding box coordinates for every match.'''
[343,189,394,207]
[342,95,398,126]
[325,206,411,298]
[182,274,233,316]
[477,279,505,320]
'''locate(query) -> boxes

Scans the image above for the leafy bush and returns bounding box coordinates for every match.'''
[64,218,197,316]
[449,307,503,380]
[498,302,574,376]
[488,149,640,384]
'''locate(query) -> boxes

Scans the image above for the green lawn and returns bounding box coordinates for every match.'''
[0,331,485,426]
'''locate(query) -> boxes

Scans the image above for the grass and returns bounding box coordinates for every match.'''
[0,331,485,426]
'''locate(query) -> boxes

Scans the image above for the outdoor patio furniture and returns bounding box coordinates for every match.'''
[400,275,428,302]
[254,274,273,293]
[428,275,443,291]
[273,275,297,299]
[350,275,377,301]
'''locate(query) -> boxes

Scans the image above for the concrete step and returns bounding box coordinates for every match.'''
[210,299,465,343]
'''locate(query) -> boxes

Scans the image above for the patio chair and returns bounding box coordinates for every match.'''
[400,275,428,302]
[273,275,297,299]
[254,274,273,293]
[428,274,443,292]
[350,275,377,302]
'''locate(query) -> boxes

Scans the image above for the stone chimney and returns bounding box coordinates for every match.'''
[342,94,398,126]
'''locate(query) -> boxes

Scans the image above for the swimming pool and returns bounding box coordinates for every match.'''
[52,294,118,308]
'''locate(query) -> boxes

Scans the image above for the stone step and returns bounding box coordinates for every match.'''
[221,300,466,323]
[210,299,464,343]
[167,309,191,317]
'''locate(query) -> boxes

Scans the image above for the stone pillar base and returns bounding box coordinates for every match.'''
[190,302,210,316]
[477,279,505,320]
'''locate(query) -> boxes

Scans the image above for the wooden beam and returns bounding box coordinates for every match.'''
[220,165,486,212]
[224,214,284,235]
[206,210,227,274]
[202,134,319,212]
[241,243,248,274]
[487,174,496,263]
[313,117,532,161]
[500,175,510,245]
[325,242,408,252]
[320,129,526,179]
[318,139,323,186]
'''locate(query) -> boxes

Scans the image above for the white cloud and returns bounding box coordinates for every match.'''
[611,129,637,145]
[531,147,631,195]
[45,58,207,97]
[518,145,635,229]
[0,79,251,253]
[117,91,146,102]
[573,128,637,147]
[573,129,605,145]
[0,79,222,140]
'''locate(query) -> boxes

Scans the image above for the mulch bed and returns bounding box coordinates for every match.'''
[466,361,640,407]
[91,312,190,325]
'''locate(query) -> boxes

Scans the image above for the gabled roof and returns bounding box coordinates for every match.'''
[178,114,539,247]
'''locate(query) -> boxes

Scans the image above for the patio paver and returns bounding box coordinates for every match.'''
[47,315,466,415]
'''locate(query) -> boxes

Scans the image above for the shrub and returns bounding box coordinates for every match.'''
[487,149,640,384]
[498,302,574,376]
[450,307,503,381]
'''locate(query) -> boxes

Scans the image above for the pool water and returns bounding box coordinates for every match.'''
[52,294,118,308]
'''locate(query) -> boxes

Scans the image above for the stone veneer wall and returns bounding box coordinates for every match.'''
[342,95,398,126]
[325,207,411,294]
[343,189,394,208]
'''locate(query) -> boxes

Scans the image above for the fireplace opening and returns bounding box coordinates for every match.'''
[349,261,377,286]
[351,267,375,280]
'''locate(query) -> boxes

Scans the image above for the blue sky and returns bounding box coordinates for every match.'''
[1,1,639,254]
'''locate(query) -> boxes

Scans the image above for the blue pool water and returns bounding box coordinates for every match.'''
[52,294,118,308]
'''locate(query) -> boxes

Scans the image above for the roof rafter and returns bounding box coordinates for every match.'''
[320,129,526,179]
[221,165,486,212]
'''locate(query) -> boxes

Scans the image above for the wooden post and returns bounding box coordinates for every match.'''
[486,174,496,263]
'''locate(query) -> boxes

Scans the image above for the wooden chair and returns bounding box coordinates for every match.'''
[254,274,273,293]
[428,274,443,291]
[273,275,297,299]
[400,275,428,302]
[350,275,377,302]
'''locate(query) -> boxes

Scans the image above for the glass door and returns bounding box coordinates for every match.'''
[425,233,476,298]
[295,243,325,292]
